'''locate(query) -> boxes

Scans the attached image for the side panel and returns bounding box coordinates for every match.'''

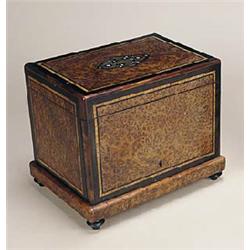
[87,64,220,204]
[26,73,86,197]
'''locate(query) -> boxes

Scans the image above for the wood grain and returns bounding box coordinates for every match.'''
[93,72,215,196]
[27,77,84,195]
[38,35,206,92]
[30,156,225,223]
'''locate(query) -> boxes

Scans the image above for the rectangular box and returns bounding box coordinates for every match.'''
[25,33,221,205]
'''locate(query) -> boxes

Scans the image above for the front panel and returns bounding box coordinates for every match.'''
[90,69,219,202]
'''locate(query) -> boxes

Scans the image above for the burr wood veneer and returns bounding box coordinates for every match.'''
[25,33,225,230]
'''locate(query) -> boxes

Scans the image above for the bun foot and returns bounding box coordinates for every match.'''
[34,177,44,187]
[209,172,222,180]
[87,219,105,230]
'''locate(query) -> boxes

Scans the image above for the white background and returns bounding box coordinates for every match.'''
[7,1,243,249]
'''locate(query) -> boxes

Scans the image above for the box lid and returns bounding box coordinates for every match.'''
[37,33,213,93]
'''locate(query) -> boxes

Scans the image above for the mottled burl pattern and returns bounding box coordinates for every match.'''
[28,77,83,194]
[94,72,215,195]
[30,156,225,223]
[95,73,214,117]
[39,36,206,92]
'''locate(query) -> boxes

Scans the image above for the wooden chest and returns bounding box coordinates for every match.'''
[25,33,225,229]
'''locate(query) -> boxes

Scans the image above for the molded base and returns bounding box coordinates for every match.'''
[29,156,225,229]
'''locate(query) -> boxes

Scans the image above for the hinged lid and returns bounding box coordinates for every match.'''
[37,33,212,93]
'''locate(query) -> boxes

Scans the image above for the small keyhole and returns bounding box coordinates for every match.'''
[159,160,163,167]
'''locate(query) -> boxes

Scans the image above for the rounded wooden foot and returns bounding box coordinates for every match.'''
[34,177,44,187]
[87,219,105,230]
[209,172,222,180]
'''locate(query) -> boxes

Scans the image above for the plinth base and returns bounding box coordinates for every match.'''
[30,156,225,230]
